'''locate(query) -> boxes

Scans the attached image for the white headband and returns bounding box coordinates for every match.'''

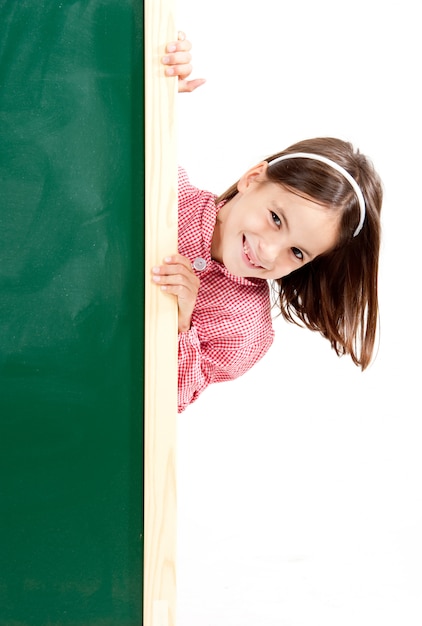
[268,152,366,237]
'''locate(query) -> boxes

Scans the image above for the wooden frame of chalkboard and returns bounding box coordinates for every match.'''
[0,1,178,624]
[144,0,178,624]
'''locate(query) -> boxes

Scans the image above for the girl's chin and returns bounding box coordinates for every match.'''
[224,261,245,278]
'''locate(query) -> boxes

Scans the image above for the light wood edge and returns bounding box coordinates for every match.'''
[143,1,178,626]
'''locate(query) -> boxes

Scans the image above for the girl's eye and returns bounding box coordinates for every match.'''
[270,211,281,227]
[291,247,304,261]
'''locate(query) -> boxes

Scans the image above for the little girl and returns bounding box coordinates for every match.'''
[155,34,383,413]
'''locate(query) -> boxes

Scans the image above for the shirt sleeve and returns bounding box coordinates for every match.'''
[177,322,274,413]
[178,326,203,412]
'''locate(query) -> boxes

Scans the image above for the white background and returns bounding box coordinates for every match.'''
[174,1,422,624]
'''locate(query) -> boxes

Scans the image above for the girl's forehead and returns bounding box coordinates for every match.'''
[267,181,334,212]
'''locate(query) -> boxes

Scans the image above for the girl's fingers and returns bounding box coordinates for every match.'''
[152,271,198,289]
[162,35,205,92]
[162,51,192,67]
[151,250,199,332]
[162,37,192,78]
[178,78,206,93]
[152,277,198,304]
[157,284,194,299]
[165,37,192,55]
[164,63,193,80]
[151,257,199,294]
[162,254,195,271]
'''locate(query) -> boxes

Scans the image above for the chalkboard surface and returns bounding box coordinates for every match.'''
[0,2,144,624]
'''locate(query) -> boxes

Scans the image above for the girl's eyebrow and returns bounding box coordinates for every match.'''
[272,203,312,259]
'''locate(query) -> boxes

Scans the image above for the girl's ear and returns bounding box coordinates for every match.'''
[237,161,269,193]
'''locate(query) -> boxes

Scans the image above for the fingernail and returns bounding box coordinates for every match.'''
[152,266,160,273]
[164,256,172,262]
[165,67,174,76]
[167,44,177,52]
[152,275,160,282]
[162,55,170,64]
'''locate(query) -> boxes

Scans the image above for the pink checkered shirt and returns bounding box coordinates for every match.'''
[178,168,275,412]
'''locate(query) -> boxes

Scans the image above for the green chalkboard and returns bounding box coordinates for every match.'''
[0,2,144,624]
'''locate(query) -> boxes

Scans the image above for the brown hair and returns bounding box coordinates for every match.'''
[217,137,383,370]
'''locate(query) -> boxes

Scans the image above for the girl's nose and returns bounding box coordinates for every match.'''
[258,237,282,265]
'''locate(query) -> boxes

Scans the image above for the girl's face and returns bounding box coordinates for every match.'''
[211,163,340,279]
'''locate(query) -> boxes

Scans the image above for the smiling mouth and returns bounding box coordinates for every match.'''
[243,236,263,268]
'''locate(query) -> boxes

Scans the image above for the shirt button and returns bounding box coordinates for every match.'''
[192,257,207,271]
